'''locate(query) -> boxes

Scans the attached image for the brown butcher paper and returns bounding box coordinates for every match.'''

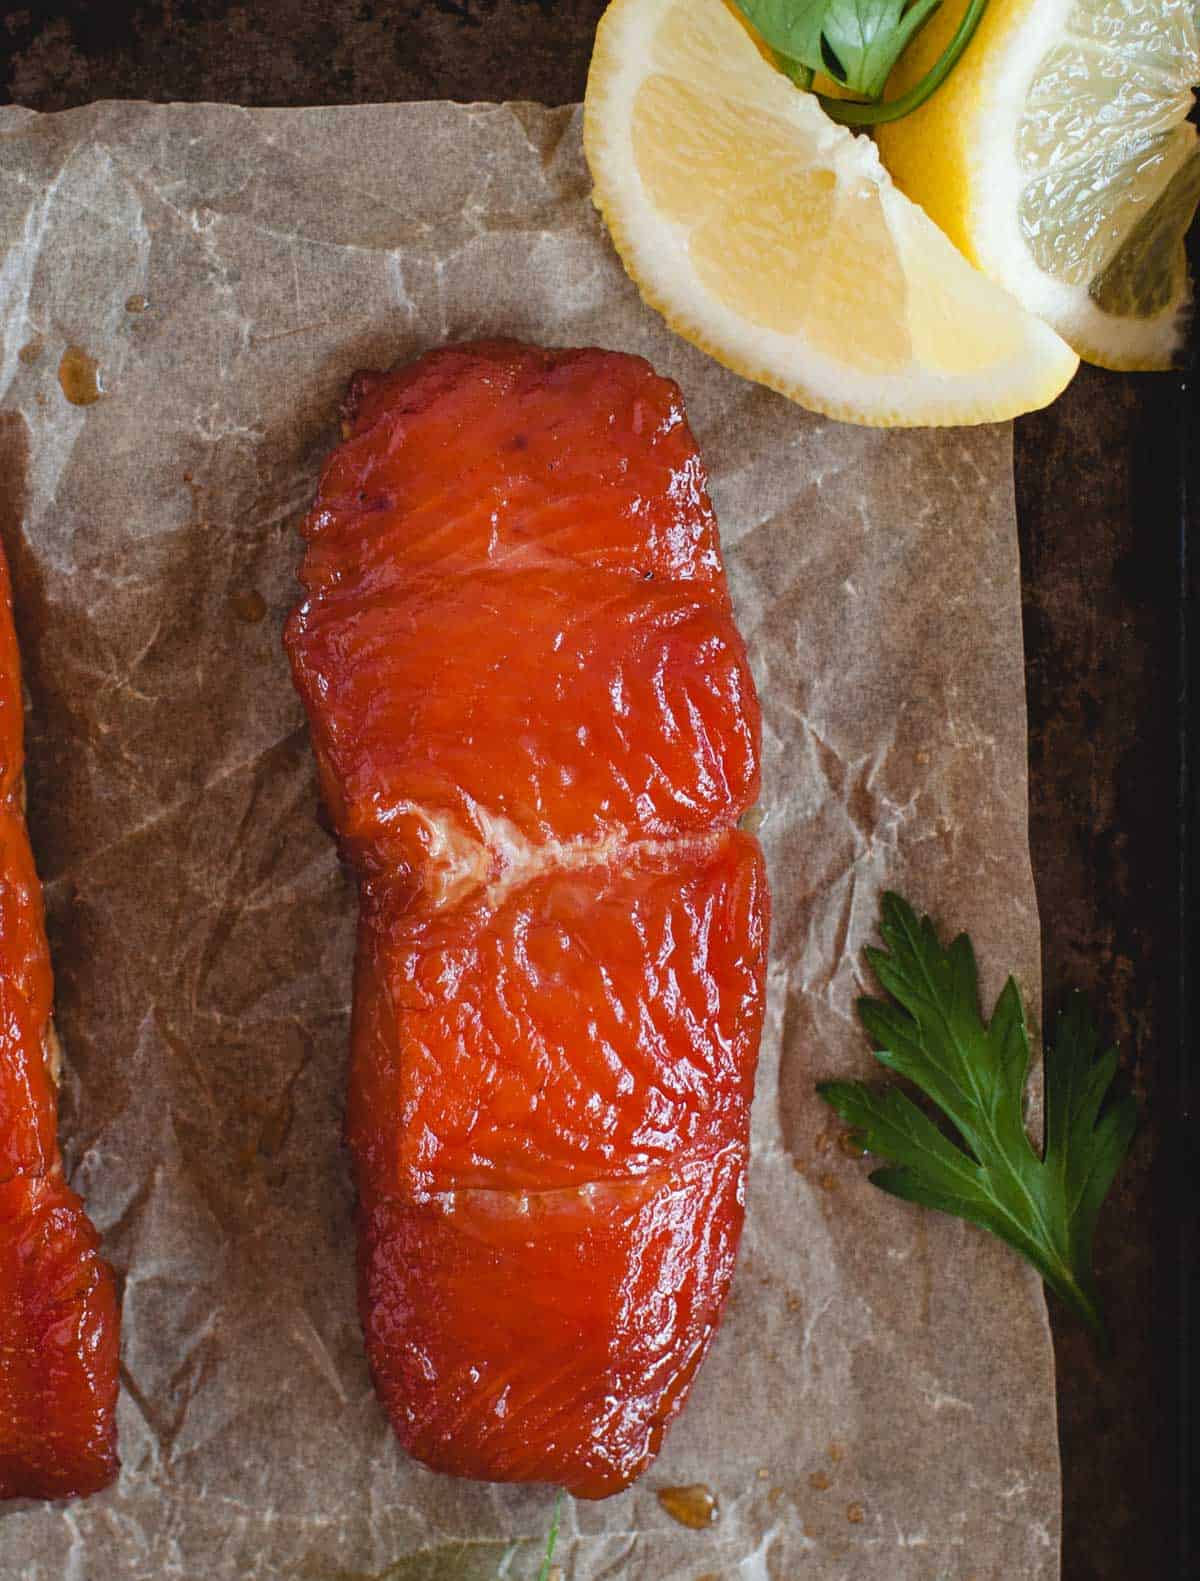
[0,99,1058,1579]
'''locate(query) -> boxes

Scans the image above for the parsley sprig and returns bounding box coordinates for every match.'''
[818,894,1137,1347]
[732,0,992,125]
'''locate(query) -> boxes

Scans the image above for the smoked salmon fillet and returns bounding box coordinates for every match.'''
[285,341,769,1497]
[1,542,120,1501]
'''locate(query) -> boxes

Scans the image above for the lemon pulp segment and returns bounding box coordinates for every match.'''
[878,0,1200,368]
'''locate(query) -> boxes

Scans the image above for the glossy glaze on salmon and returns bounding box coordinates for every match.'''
[1,543,120,1501]
[285,341,769,1497]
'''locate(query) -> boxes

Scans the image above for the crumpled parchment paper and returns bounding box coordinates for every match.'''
[0,99,1058,1580]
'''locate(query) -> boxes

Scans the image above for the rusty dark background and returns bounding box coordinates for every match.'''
[2,3,1195,1577]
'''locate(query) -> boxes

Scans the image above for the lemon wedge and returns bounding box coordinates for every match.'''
[877,0,1200,370]
[583,0,1078,428]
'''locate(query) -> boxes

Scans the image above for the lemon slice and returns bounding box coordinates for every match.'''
[877,0,1200,370]
[583,0,1078,428]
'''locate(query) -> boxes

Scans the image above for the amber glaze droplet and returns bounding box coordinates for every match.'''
[231,589,268,624]
[657,1483,720,1529]
[125,294,150,313]
[837,1128,868,1159]
[58,346,103,405]
[18,338,43,365]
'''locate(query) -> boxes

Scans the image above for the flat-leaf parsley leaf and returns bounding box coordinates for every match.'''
[818,893,1136,1346]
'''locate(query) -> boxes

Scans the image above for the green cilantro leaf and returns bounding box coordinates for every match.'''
[817,893,1137,1347]
[731,0,992,124]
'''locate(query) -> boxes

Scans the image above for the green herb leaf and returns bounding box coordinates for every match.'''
[536,1489,564,1581]
[817,893,1137,1347]
[731,0,942,100]
[730,0,992,124]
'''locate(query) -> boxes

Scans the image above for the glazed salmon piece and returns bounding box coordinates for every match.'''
[360,1146,748,1497]
[353,834,766,1497]
[286,341,769,1496]
[350,837,766,1198]
[287,343,759,868]
[1,543,120,1501]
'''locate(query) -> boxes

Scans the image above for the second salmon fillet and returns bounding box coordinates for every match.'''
[285,340,769,1497]
[1,542,120,1501]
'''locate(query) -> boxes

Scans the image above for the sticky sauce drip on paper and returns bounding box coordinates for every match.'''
[656,1483,720,1529]
[231,589,268,624]
[58,346,104,405]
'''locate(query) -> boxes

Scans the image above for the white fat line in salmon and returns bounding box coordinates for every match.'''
[378,795,731,912]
